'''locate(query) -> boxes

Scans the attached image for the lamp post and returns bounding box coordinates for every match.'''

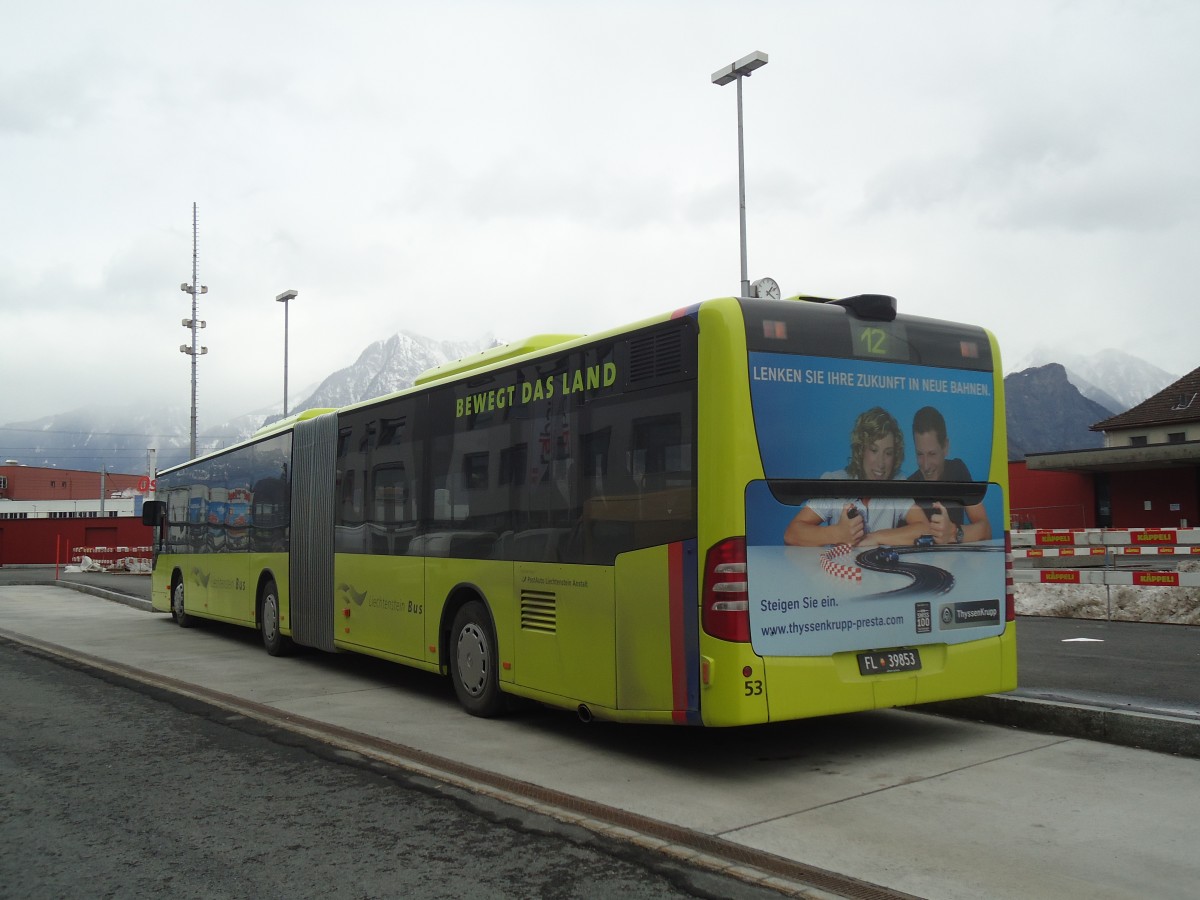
[276,290,297,417]
[711,51,768,299]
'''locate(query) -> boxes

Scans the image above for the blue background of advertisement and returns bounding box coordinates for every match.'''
[748,352,995,481]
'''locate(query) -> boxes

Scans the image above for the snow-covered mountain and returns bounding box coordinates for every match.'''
[0,404,250,475]
[0,332,497,473]
[1006,346,1179,413]
[281,331,497,419]
[1004,364,1115,459]
[1,337,1185,473]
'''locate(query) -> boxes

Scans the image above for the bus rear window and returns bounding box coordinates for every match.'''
[742,298,993,372]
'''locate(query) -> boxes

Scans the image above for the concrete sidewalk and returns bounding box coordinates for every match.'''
[2,584,1198,900]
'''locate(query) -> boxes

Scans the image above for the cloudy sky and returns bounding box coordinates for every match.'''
[2,0,1197,427]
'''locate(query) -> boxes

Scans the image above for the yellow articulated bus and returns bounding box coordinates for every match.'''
[144,293,1015,725]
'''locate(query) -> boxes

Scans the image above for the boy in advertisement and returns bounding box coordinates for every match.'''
[908,406,992,544]
[783,407,930,548]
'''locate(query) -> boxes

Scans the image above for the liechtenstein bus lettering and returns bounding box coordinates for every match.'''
[142,293,1016,726]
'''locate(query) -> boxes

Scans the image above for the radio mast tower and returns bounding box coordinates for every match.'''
[179,202,208,459]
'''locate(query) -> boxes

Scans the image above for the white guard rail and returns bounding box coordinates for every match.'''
[1011,528,1200,587]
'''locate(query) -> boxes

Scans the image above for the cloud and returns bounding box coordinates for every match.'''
[2,0,1200,427]
[0,65,101,135]
[860,102,1199,234]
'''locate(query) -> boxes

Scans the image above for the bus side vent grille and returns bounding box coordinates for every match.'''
[629,330,684,382]
[520,590,557,633]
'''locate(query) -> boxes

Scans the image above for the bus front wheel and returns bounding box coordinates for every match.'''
[450,601,505,717]
[171,577,192,628]
[260,579,293,657]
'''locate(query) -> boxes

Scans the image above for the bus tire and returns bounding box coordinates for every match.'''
[450,601,505,717]
[260,578,293,657]
[171,575,192,628]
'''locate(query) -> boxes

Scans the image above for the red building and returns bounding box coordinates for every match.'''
[0,464,152,566]
[1016,367,1200,530]
[1008,461,1096,530]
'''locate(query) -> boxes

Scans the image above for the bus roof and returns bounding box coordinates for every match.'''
[350,303,715,407]
[251,407,337,439]
[412,334,581,386]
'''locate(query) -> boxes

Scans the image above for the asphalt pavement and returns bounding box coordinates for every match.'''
[3,581,1198,900]
[0,639,789,900]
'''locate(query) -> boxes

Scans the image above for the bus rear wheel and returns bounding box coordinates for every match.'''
[260,579,293,657]
[450,601,505,717]
[171,576,192,628]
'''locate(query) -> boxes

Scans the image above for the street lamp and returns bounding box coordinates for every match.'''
[276,290,297,418]
[711,51,768,299]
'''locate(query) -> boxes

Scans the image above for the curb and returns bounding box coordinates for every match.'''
[916,693,1200,759]
[52,580,155,614]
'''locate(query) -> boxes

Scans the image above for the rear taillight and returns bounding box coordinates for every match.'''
[1004,531,1016,621]
[702,536,750,642]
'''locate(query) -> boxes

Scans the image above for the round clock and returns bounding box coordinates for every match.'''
[751,277,781,301]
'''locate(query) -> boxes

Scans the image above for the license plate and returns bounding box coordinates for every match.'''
[857,648,922,675]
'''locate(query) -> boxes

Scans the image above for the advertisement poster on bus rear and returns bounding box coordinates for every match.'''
[745,352,1007,657]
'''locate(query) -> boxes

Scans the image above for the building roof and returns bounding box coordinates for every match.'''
[1025,440,1200,473]
[1090,366,1200,432]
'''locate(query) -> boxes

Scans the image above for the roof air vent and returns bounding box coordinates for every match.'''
[831,294,897,322]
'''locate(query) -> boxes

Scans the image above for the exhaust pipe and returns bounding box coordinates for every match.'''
[576,704,593,724]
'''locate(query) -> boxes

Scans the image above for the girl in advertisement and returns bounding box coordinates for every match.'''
[783,406,930,547]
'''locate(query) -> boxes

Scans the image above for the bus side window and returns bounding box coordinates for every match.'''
[368,405,421,555]
[335,420,369,553]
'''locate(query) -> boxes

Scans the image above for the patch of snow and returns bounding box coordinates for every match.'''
[1016,560,1200,624]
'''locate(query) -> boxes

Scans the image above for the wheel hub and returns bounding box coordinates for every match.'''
[456,624,487,697]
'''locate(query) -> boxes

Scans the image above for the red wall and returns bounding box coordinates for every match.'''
[0,518,153,566]
[1108,469,1199,529]
[1008,462,1096,530]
